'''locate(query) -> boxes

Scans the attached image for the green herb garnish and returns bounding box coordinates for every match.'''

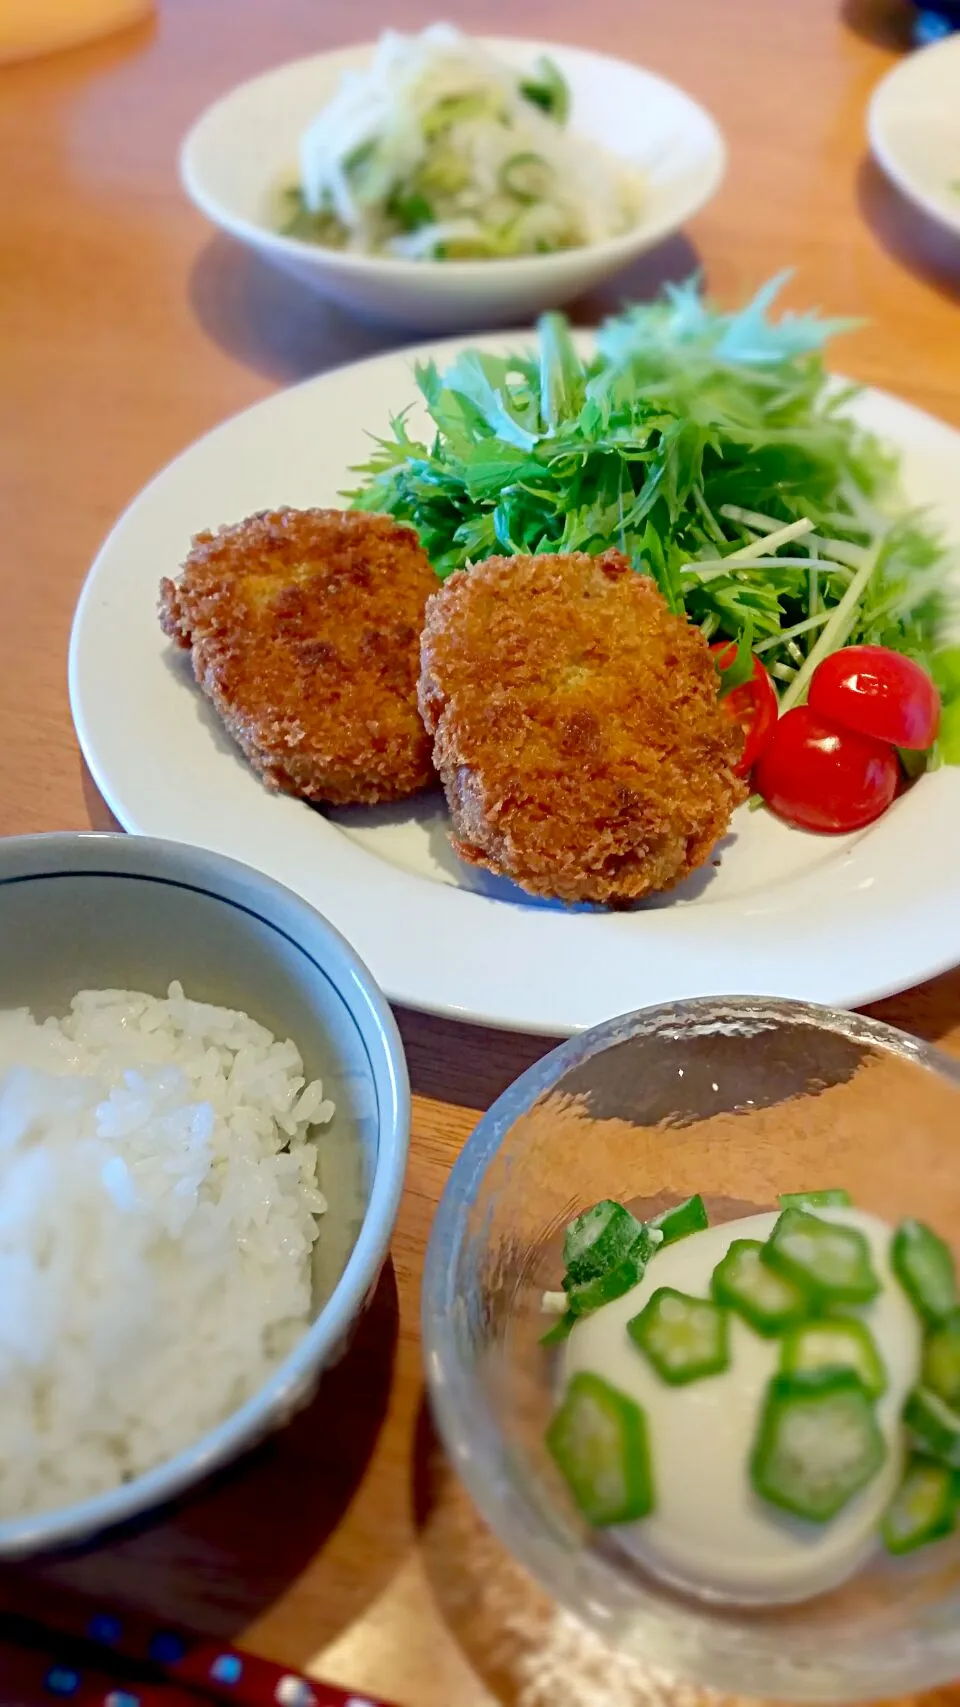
[518,55,570,124]
[714,625,756,698]
[348,276,955,710]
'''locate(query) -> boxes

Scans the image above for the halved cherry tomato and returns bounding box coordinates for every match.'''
[808,645,940,751]
[754,706,899,833]
[710,642,779,776]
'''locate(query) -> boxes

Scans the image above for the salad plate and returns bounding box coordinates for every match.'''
[869,35,960,239]
[69,330,960,1036]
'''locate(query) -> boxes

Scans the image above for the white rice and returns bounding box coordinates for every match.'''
[0,982,334,1519]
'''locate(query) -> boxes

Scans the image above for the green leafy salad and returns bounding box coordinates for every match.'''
[348,274,960,760]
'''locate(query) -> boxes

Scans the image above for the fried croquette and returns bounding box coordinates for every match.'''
[159,508,436,806]
[418,550,747,904]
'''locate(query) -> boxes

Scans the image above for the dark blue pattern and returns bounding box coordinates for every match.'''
[0,867,382,1138]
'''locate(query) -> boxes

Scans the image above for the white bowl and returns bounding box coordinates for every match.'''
[0,832,410,1557]
[868,34,960,240]
[180,37,725,333]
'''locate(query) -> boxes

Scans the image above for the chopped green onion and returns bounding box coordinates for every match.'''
[517,55,569,123]
[499,151,553,204]
[280,187,345,246]
[422,89,502,138]
[386,187,435,232]
[711,1238,809,1337]
[780,1315,887,1399]
[627,1287,730,1385]
[892,1219,958,1325]
[761,1207,880,1307]
[343,138,378,189]
[647,1195,709,1247]
[417,146,471,196]
[881,1456,957,1555]
[749,1369,886,1522]
[546,1372,653,1525]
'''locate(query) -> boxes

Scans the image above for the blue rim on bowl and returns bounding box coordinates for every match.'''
[0,831,410,1558]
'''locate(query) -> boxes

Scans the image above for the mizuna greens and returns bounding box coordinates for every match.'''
[349,275,959,747]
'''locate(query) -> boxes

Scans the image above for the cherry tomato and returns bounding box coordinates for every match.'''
[710,642,779,775]
[753,706,899,833]
[808,645,940,751]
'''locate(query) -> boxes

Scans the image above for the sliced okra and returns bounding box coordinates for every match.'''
[761,1207,880,1307]
[779,1189,852,1210]
[546,1371,653,1526]
[904,1386,960,1469]
[563,1199,645,1284]
[749,1368,886,1522]
[711,1238,809,1337]
[627,1286,730,1385]
[780,1315,887,1400]
[563,1237,651,1316]
[892,1219,958,1326]
[881,1455,957,1555]
[922,1311,960,1408]
[647,1195,709,1248]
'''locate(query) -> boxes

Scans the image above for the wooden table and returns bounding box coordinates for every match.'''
[3,0,960,1701]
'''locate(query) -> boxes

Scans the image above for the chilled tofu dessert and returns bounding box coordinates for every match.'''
[543,1192,960,1604]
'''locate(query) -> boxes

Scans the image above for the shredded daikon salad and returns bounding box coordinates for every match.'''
[281,24,643,261]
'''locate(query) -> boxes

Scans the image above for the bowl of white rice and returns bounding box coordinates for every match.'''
[0,831,409,1558]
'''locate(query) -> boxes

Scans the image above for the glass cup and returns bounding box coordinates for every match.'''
[422,997,960,1702]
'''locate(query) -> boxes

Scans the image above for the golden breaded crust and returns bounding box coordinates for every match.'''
[419,550,747,904]
[159,508,436,806]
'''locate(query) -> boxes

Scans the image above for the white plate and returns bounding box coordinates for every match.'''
[180,38,724,332]
[869,35,960,237]
[70,335,960,1036]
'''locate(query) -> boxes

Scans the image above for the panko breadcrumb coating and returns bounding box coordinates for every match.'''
[418,550,747,904]
[160,508,436,806]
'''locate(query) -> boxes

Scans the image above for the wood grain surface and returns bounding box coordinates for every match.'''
[2,0,960,1701]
